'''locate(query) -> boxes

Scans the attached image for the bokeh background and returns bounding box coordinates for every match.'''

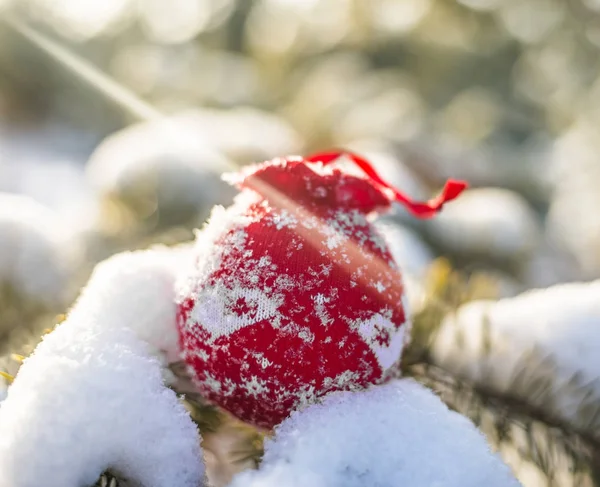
[1,1,600,486]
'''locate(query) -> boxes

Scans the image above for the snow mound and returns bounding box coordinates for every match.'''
[426,187,540,263]
[174,108,304,163]
[0,327,203,487]
[0,192,80,305]
[86,115,236,225]
[431,280,600,440]
[230,379,520,487]
[0,248,203,487]
[68,246,190,363]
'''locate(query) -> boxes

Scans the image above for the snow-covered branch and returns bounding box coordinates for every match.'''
[431,280,600,442]
[0,248,204,487]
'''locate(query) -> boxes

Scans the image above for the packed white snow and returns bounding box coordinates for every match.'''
[67,246,190,362]
[0,247,204,487]
[431,279,600,440]
[0,377,6,403]
[0,192,81,305]
[426,187,541,263]
[230,379,521,487]
[86,114,237,225]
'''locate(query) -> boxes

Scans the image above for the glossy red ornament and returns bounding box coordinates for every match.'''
[176,151,467,428]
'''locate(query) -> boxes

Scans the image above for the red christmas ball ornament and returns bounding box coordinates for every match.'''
[176,150,467,428]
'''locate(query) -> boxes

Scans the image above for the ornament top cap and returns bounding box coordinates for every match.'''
[226,150,469,219]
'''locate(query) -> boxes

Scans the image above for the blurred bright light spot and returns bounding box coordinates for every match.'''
[586,25,600,48]
[29,0,132,40]
[192,50,261,106]
[370,0,432,35]
[246,0,302,56]
[513,37,581,131]
[138,0,234,44]
[247,0,352,57]
[306,0,353,50]
[415,1,478,50]
[268,0,321,10]
[208,0,236,29]
[437,88,500,144]
[0,0,12,13]
[335,86,424,144]
[583,0,600,11]
[498,0,564,44]
[111,45,164,95]
[457,0,502,11]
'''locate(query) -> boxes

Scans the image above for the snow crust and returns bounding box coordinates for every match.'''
[68,247,189,362]
[230,379,521,487]
[427,187,540,262]
[432,280,600,439]
[86,114,236,222]
[0,192,79,305]
[0,248,203,487]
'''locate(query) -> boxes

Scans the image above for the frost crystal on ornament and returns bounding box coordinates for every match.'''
[176,151,467,428]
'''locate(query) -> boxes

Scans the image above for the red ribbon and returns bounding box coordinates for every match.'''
[306,150,468,219]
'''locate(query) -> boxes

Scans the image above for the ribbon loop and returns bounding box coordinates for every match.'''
[306,150,468,219]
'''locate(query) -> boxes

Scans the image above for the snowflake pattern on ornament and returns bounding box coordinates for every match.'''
[176,154,466,428]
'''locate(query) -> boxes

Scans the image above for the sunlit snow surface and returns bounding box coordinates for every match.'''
[0,248,203,487]
[0,192,81,305]
[231,379,521,487]
[432,280,600,440]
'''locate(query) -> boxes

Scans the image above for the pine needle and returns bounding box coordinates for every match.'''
[10,354,24,363]
[0,370,14,384]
